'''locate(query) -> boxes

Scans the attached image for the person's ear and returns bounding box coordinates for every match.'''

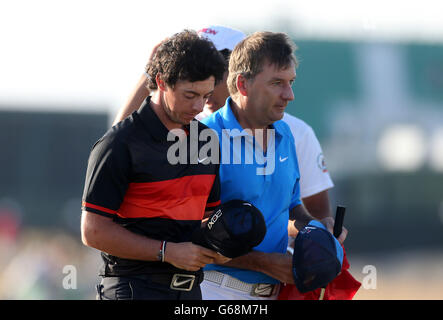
[156,74,167,91]
[236,74,249,96]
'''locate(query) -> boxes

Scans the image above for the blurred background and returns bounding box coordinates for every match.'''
[0,0,442,299]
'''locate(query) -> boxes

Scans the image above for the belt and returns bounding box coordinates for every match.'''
[129,272,203,292]
[204,270,279,297]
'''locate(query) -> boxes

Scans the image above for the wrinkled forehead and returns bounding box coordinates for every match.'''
[258,60,297,79]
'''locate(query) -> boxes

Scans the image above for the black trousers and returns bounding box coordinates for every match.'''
[96,275,202,300]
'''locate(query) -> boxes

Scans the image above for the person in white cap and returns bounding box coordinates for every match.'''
[193,26,246,120]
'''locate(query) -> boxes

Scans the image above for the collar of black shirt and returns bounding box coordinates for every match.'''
[136,97,192,143]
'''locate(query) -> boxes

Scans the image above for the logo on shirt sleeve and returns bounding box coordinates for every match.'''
[317,153,328,173]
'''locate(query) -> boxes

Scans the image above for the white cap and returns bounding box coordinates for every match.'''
[197,25,246,51]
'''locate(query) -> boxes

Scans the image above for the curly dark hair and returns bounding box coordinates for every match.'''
[146,30,226,90]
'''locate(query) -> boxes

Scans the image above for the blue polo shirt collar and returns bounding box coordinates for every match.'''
[220,97,246,136]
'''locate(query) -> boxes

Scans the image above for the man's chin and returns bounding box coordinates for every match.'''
[181,117,195,125]
[273,111,285,122]
[205,103,222,113]
[166,115,192,128]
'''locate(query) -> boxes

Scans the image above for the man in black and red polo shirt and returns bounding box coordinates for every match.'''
[81,30,228,300]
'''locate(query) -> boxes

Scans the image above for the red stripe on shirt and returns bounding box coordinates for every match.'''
[82,201,118,215]
[117,174,217,220]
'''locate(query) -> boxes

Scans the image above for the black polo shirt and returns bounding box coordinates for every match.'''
[82,97,221,276]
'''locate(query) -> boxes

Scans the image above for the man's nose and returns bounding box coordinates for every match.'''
[282,84,295,101]
[192,98,205,112]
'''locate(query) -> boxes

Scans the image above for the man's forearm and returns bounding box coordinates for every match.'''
[302,190,332,220]
[112,74,150,126]
[81,210,160,261]
[221,251,295,284]
[81,210,225,271]
[290,204,315,231]
[216,205,314,284]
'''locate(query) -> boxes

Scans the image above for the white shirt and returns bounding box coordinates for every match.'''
[282,113,334,198]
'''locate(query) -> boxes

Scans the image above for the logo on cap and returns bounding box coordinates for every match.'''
[192,199,267,258]
[207,208,222,230]
[300,226,316,234]
[198,28,218,35]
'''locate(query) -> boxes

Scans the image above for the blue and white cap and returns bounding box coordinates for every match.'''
[292,220,344,293]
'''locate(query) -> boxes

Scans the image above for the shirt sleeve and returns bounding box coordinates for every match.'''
[296,126,334,199]
[290,152,302,210]
[81,136,131,218]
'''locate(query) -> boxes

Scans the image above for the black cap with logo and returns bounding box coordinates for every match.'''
[192,199,267,258]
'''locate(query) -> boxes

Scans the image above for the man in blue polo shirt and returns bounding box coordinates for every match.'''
[199,31,338,300]
[202,98,301,283]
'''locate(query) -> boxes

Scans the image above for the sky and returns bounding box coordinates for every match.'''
[1,0,442,116]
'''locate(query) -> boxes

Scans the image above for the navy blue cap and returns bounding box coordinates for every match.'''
[292,220,344,293]
[192,199,267,258]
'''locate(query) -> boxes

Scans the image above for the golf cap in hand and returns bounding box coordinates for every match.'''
[192,199,266,258]
[197,26,246,51]
[292,220,344,293]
